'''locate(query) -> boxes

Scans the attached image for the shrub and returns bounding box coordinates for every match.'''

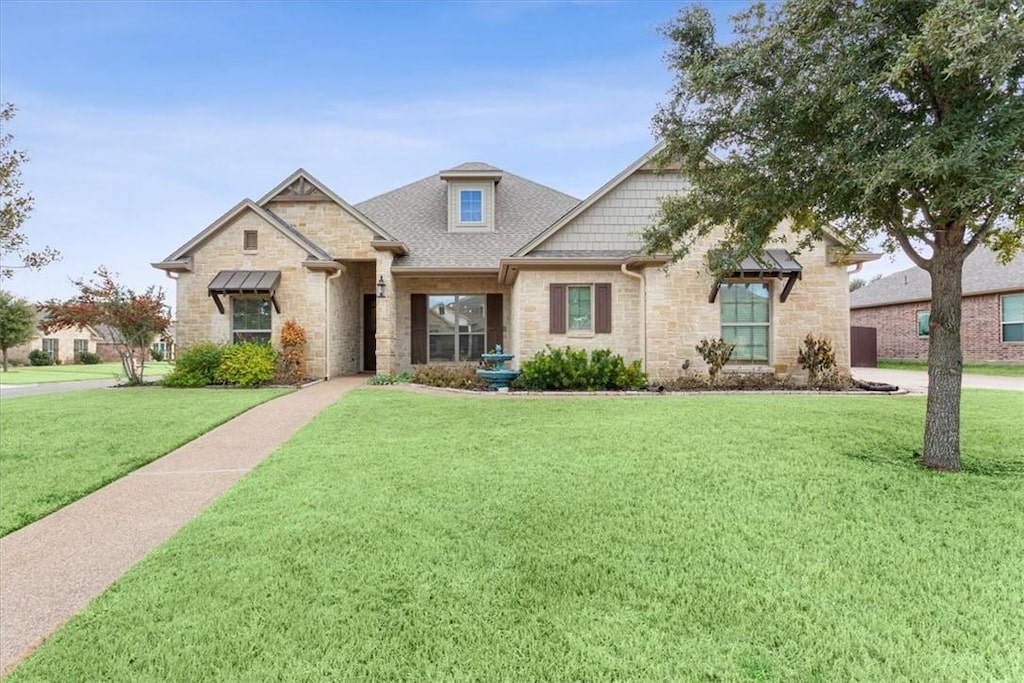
[813,367,854,391]
[695,338,734,382]
[150,347,165,362]
[77,351,101,365]
[797,334,838,388]
[216,342,277,387]
[412,364,489,390]
[278,319,307,384]
[662,371,802,391]
[512,346,647,391]
[368,371,412,385]
[28,350,54,366]
[163,342,225,388]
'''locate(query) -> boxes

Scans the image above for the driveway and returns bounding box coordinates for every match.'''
[853,367,1024,394]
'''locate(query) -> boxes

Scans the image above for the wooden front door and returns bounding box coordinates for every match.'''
[363,294,377,372]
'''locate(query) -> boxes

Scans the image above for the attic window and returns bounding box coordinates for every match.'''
[459,190,483,223]
[243,230,258,251]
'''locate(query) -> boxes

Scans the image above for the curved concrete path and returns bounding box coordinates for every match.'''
[0,376,365,676]
[853,367,1024,395]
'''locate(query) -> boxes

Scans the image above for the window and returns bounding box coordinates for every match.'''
[427,294,486,362]
[459,190,483,223]
[568,285,593,331]
[232,298,272,344]
[74,339,89,356]
[720,283,770,363]
[1002,294,1024,342]
[42,338,59,359]
[243,230,258,251]
[917,310,930,337]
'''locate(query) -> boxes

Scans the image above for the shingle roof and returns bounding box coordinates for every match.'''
[354,167,580,269]
[850,247,1024,309]
[442,162,503,173]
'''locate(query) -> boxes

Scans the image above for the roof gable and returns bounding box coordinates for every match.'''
[257,169,398,241]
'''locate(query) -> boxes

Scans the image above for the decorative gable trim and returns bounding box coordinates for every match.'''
[257,168,399,241]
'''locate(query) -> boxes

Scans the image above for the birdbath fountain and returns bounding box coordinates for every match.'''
[476,345,520,390]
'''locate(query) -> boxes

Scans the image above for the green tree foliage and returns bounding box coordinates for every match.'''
[40,267,169,385]
[0,290,36,371]
[645,0,1023,471]
[0,103,59,279]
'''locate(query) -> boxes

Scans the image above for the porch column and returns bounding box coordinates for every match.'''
[375,251,397,374]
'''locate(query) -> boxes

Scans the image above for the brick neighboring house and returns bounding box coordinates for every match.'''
[154,142,876,380]
[850,248,1024,363]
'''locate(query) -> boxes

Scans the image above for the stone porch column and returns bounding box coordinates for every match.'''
[375,251,397,375]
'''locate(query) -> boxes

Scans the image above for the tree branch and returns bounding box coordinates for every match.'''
[909,188,938,230]
[887,220,931,271]
[964,204,1001,255]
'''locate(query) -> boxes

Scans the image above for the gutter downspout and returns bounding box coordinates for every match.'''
[620,263,646,372]
[324,266,344,379]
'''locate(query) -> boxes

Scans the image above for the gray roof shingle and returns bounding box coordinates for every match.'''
[850,247,1024,309]
[354,166,579,269]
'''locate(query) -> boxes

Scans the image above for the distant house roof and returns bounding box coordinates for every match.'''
[354,166,579,269]
[850,248,1024,309]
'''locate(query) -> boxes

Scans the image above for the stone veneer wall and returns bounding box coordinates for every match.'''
[266,201,378,259]
[850,292,1024,363]
[173,210,331,377]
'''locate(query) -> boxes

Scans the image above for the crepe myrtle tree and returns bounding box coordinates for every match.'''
[644,0,1023,471]
[41,267,169,384]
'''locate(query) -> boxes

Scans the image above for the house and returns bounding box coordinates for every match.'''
[850,248,1024,363]
[7,313,104,365]
[153,144,872,380]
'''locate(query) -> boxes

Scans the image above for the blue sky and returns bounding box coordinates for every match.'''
[1,0,907,306]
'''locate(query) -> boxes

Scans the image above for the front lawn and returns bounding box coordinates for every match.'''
[0,387,288,536]
[9,390,1024,680]
[0,361,174,385]
[878,359,1024,377]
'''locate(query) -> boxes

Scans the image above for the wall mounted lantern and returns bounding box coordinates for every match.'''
[377,276,387,299]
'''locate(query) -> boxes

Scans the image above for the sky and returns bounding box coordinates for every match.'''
[0,0,912,308]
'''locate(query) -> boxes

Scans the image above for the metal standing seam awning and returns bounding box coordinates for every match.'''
[708,249,803,303]
[208,270,282,314]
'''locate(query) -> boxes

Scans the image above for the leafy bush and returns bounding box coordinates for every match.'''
[663,371,802,391]
[512,346,647,391]
[368,372,412,385]
[150,347,165,362]
[812,367,854,391]
[77,351,101,365]
[797,334,838,388]
[162,342,225,387]
[28,350,54,366]
[277,319,307,384]
[216,343,277,387]
[412,364,489,390]
[695,338,734,382]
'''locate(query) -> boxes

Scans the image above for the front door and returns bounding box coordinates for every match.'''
[363,294,376,372]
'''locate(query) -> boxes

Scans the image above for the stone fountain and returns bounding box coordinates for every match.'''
[476,345,520,390]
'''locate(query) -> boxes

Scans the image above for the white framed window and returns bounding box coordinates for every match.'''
[567,285,593,332]
[917,310,930,338]
[459,189,483,223]
[42,338,59,359]
[1002,294,1024,342]
[232,298,272,344]
[720,283,770,363]
[427,294,486,362]
[73,339,89,356]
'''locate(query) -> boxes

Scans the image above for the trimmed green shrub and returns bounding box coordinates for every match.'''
[28,350,54,366]
[412,364,489,390]
[150,347,165,362]
[216,343,277,387]
[163,342,225,388]
[77,351,101,365]
[512,346,647,391]
[368,371,412,385]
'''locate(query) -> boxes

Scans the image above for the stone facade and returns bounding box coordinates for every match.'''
[851,292,1024,363]
[7,325,100,365]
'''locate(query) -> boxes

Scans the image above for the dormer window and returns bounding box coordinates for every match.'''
[460,190,483,223]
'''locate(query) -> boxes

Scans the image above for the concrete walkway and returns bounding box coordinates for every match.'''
[0,376,365,676]
[853,367,1024,394]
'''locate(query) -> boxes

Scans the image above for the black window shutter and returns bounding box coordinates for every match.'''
[486,293,503,351]
[411,294,427,364]
[595,283,612,333]
[550,284,566,334]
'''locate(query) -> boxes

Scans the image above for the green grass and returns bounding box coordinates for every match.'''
[878,359,1024,377]
[0,387,288,536]
[9,390,1024,681]
[0,361,174,385]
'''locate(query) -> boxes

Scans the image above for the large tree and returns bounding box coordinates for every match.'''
[41,267,169,385]
[1,103,60,280]
[0,290,36,371]
[645,0,1023,471]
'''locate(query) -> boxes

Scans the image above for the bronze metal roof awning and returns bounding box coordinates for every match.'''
[708,249,803,303]
[208,270,281,314]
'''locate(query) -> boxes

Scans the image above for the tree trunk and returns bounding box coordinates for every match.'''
[922,246,966,471]
[1,348,7,372]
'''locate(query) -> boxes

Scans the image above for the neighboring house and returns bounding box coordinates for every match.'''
[7,313,104,364]
[154,143,874,380]
[92,322,176,363]
[850,248,1024,363]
